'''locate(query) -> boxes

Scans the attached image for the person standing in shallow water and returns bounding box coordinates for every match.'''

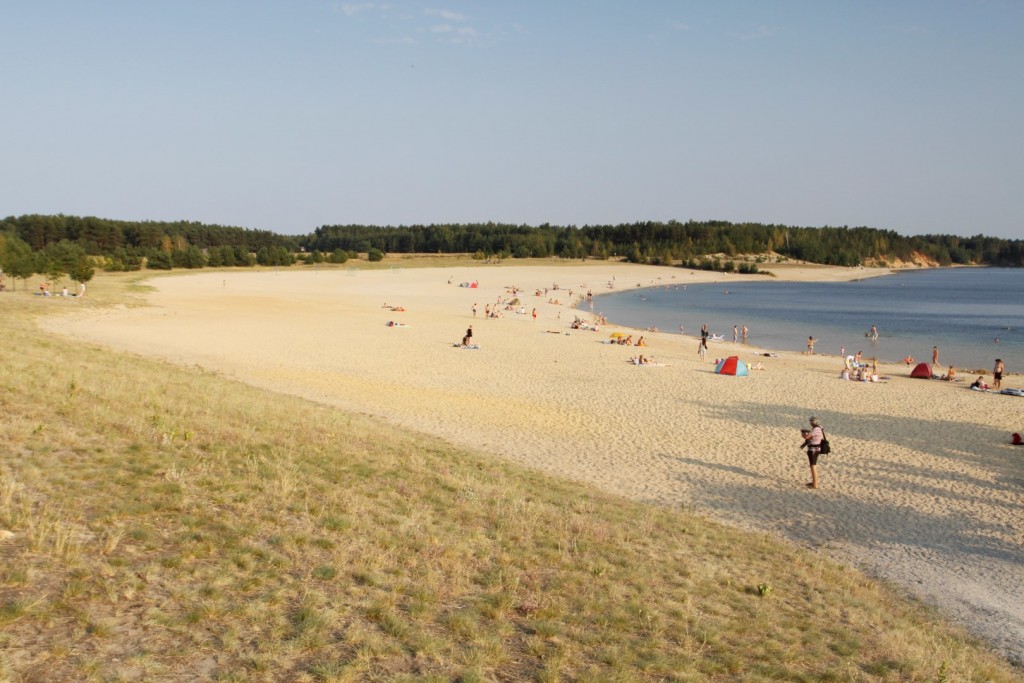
[801,416,824,489]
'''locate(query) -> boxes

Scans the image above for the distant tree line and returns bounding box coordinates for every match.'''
[0,215,317,288]
[306,221,1024,267]
[0,230,96,291]
[2,215,1022,289]
[2,214,296,254]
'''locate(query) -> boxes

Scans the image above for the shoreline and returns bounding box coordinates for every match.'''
[578,263,898,362]
[44,261,1024,665]
[589,265,1018,371]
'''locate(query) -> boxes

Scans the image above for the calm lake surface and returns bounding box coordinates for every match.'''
[592,267,1024,372]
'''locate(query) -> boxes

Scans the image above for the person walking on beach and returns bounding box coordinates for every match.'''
[801,416,825,489]
[993,358,1004,390]
[698,336,708,361]
[701,323,708,341]
[807,336,817,355]
[472,303,478,317]
[932,346,940,374]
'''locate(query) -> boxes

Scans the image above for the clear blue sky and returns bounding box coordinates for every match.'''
[2,1,1022,238]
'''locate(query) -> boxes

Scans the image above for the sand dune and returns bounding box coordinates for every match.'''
[47,261,1024,663]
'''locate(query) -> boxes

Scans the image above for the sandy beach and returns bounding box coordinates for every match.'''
[46,261,1024,663]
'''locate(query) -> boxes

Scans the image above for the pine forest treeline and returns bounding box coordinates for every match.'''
[1,214,1022,289]
[307,221,1024,267]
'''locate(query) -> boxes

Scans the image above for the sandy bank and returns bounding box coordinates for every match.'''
[46,261,1024,664]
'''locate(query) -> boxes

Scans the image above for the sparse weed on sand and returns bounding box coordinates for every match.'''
[0,273,1020,681]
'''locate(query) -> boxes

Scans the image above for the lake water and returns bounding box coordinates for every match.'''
[592,267,1024,372]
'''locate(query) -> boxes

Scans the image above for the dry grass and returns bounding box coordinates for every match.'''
[0,272,1020,682]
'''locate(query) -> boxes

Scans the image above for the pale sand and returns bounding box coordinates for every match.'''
[47,262,1024,663]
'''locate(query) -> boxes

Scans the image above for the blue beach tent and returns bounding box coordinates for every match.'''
[715,356,749,376]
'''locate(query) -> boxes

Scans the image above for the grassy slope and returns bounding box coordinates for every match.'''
[0,273,1019,682]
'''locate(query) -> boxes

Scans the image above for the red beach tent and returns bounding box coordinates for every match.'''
[715,356,749,376]
[909,362,932,379]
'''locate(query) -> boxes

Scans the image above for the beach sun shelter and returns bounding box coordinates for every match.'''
[910,362,932,379]
[715,356,749,376]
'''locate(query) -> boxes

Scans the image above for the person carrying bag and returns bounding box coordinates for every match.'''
[801,416,827,489]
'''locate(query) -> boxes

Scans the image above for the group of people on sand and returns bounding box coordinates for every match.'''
[570,316,600,331]
[35,281,85,297]
[929,347,1006,390]
[479,298,548,320]
[840,352,881,381]
[968,359,1005,391]
[613,335,645,346]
